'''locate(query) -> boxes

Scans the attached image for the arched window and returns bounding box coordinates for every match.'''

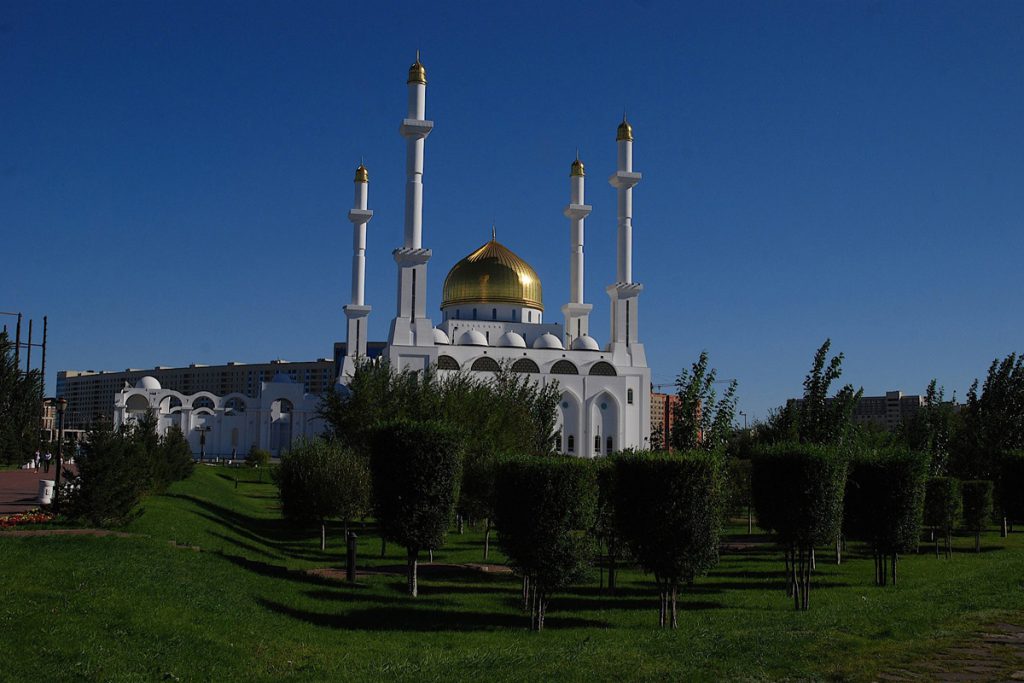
[437,355,459,370]
[594,435,601,454]
[511,358,540,373]
[627,389,634,404]
[550,360,579,375]
[606,436,614,454]
[567,435,575,453]
[589,361,617,376]
[471,356,501,372]
[193,396,215,410]
[225,397,246,414]
[492,308,497,320]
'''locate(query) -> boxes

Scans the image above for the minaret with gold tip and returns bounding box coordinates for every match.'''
[342,163,373,376]
[389,52,435,352]
[561,153,593,347]
[606,116,646,364]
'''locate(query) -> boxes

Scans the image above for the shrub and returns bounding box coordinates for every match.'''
[844,449,928,585]
[751,443,847,610]
[594,456,628,594]
[158,427,194,486]
[725,458,754,533]
[494,456,597,631]
[457,450,504,560]
[961,480,994,552]
[613,451,721,627]
[63,425,148,527]
[275,439,370,551]
[999,450,1024,529]
[246,447,270,468]
[369,419,462,597]
[923,477,961,558]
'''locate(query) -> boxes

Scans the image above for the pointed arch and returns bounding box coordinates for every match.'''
[511,358,540,373]
[436,355,460,370]
[588,361,617,376]
[471,356,501,372]
[550,360,578,375]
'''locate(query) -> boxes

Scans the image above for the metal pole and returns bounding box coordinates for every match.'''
[14,313,21,370]
[40,316,47,401]
[26,318,32,373]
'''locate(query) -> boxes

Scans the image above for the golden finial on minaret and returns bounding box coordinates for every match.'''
[354,162,369,183]
[408,50,427,85]
[570,149,585,176]
[491,224,496,241]
[616,113,633,141]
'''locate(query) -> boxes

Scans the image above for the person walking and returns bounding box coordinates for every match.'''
[43,451,52,473]
[33,450,40,472]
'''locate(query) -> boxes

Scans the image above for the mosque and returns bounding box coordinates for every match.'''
[113,55,652,459]
[340,56,652,457]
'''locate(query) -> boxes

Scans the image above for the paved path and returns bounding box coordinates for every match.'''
[0,468,51,513]
[879,621,1024,682]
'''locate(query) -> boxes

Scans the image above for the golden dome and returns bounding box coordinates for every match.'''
[408,53,427,85]
[354,163,369,183]
[617,117,633,141]
[570,157,585,177]
[441,235,543,311]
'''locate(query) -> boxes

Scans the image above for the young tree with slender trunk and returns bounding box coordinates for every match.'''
[613,452,721,627]
[751,444,847,610]
[961,480,994,553]
[370,420,461,597]
[494,457,596,631]
[670,351,738,452]
[923,477,961,558]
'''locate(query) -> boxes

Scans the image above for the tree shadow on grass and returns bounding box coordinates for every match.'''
[256,597,608,631]
[218,552,349,590]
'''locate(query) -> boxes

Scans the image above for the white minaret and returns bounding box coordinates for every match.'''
[343,163,373,368]
[388,53,435,352]
[561,154,593,346]
[607,117,646,365]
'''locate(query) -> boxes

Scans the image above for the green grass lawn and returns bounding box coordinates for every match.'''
[2,466,1022,682]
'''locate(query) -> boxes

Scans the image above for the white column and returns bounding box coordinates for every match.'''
[390,54,435,350]
[607,118,646,366]
[344,165,373,364]
[561,155,593,347]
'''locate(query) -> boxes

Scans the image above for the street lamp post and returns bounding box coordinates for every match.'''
[52,397,67,513]
[739,411,748,430]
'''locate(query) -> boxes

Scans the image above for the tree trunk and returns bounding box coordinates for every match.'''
[521,574,530,612]
[975,530,981,552]
[457,514,464,534]
[407,548,419,597]
[1002,516,1008,538]
[670,585,679,628]
[935,528,940,558]
[791,548,801,610]
[428,548,433,563]
[946,532,952,559]
[785,548,793,597]
[891,553,898,586]
[747,505,752,534]
[320,521,326,551]
[483,520,491,561]
[810,547,816,571]
[836,535,842,565]
[608,543,617,595]
[380,536,387,558]
[537,593,547,632]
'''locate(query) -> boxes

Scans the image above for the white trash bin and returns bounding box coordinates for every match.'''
[38,480,55,505]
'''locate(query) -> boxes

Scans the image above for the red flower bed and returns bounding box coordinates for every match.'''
[0,510,55,529]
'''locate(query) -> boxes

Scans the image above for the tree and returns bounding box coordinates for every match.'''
[370,420,462,597]
[246,446,271,482]
[764,340,863,447]
[899,380,960,477]
[613,452,721,627]
[594,457,628,594]
[63,423,148,526]
[724,458,754,534]
[960,480,994,552]
[670,351,738,452]
[844,449,929,585]
[751,444,847,610]
[0,331,43,467]
[275,439,370,551]
[494,457,597,631]
[457,450,503,560]
[158,426,194,487]
[1000,451,1024,532]
[923,477,961,558]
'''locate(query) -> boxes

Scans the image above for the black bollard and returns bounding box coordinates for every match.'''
[346,532,358,583]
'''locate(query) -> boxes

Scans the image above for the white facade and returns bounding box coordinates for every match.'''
[114,376,324,459]
[339,57,653,457]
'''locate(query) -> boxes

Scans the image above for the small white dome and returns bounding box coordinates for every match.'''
[533,333,564,350]
[571,335,600,351]
[136,376,161,390]
[497,331,526,348]
[432,328,451,345]
[459,330,489,347]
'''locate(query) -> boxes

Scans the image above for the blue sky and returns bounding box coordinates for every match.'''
[3,1,1022,420]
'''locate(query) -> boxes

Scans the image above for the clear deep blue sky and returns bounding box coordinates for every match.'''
[3,1,1022,420]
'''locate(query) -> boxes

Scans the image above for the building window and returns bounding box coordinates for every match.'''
[437,355,460,370]
[473,308,477,320]
[606,436,613,453]
[627,389,634,404]
[595,435,601,453]
[492,308,497,320]
[471,356,500,372]
[512,358,540,373]
[589,361,617,376]
[550,360,579,375]
[567,435,574,453]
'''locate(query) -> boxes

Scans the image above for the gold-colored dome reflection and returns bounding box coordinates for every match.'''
[408,54,427,84]
[617,118,633,141]
[441,236,543,311]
